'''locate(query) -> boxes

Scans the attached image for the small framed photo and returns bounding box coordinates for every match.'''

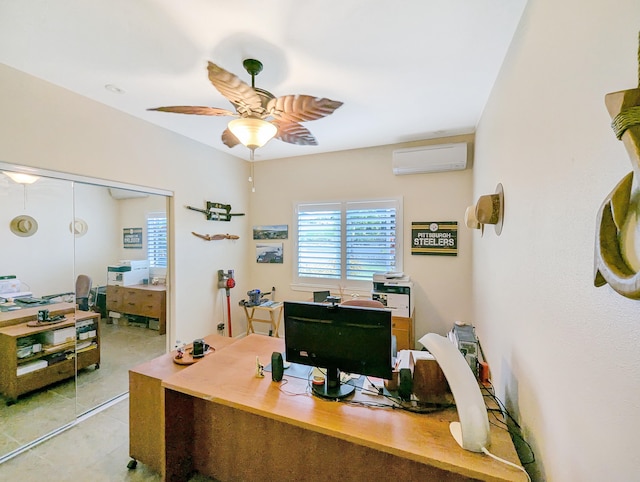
[123,227,143,249]
[253,224,288,240]
[256,242,283,264]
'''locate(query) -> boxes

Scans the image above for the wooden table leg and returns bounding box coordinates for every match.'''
[272,306,283,337]
[244,306,256,336]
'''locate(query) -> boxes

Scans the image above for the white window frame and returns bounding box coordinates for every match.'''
[292,197,403,292]
[147,212,167,268]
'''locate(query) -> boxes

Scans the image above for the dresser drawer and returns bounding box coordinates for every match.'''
[106,286,124,311]
[391,317,410,331]
[123,289,163,317]
[392,314,414,351]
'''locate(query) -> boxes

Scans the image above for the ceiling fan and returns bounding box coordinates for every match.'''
[148,59,343,154]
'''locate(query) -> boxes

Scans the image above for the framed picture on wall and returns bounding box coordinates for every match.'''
[411,221,458,256]
[256,242,283,263]
[123,227,143,249]
[252,225,288,240]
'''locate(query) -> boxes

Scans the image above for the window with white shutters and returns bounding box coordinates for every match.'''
[147,213,167,268]
[294,198,402,287]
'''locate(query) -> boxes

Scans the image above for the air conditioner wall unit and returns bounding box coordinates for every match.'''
[392,142,468,175]
[108,188,149,200]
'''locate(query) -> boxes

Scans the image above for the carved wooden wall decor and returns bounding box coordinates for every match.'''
[594,33,640,298]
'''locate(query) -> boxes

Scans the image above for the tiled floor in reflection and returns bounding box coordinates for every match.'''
[0,397,215,481]
[0,317,205,481]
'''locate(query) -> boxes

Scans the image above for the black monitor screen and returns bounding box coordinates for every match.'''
[284,301,392,399]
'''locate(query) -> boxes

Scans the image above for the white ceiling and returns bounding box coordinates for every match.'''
[0,0,527,161]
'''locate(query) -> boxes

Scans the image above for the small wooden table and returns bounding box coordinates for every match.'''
[243,302,283,337]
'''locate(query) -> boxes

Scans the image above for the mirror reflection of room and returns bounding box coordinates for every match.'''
[0,169,168,460]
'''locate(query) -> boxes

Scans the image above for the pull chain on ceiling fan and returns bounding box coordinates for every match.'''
[148,58,343,160]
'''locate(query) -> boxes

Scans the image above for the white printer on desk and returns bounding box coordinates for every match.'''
[107,260,149,286]
[371,272,413,317]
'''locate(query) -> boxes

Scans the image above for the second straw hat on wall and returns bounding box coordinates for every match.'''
[465,183,504,235]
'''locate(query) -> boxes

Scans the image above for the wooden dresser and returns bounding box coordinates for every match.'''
[106,284,166,335]
[392,310,415,351]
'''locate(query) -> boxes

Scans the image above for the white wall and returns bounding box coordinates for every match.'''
[74,183,121,287]
[249,136,475,342]
[474,1,640,480]
[0,63,251,345]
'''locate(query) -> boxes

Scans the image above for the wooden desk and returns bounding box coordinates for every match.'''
[162,334,526,481]
[106,284,166,334]
[243,302,283,337]
[128,334,236,476]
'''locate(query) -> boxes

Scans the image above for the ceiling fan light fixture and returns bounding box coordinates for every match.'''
[228,117,277,150]
[3,171,39,184]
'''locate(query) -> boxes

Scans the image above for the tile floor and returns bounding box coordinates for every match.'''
[0,317,213,481]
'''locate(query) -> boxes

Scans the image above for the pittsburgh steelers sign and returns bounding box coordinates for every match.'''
[411,221,457,256]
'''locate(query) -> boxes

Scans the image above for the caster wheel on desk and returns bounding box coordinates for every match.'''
[127,459,137,470]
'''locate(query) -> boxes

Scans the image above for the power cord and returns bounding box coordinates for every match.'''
[481,382,535,465]
[481,446,531,482]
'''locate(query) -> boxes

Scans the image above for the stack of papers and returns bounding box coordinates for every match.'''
[17,360,48,376]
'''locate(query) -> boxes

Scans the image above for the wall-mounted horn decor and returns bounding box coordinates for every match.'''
[465,183,504,236]
[594,32,640,299]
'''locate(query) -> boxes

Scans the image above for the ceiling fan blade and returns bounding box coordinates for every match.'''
[273,121,317,146]
[147,106,236,116]
[207,62,264,115]
[268,95,343,124]
[221,128,241,148]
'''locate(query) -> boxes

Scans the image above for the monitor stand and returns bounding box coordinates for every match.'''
[312,367,355,400]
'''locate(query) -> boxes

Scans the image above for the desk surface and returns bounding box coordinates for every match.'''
[163,334,526,481]
[0,302,75,328]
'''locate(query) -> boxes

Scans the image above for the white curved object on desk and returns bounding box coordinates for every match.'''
[419,333,490,452]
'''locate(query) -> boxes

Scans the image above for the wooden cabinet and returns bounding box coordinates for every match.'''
[0,308,100,404]
[106,284,166,335]
[392,311,414,351]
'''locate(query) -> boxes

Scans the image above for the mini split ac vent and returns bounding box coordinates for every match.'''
[392,142,469,175]
[108,188,149,200]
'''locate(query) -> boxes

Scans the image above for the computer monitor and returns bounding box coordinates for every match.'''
[284,301,392,399]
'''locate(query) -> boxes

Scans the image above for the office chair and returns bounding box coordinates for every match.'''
[341,298,396,357]
[76,274,92,311]
[340,298,386,309]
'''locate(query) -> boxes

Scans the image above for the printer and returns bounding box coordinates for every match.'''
[107,260,149,286]
[371,272,413,317]
[0,276,33,303]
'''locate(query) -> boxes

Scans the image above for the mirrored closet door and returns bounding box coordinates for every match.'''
[0,164,171,461]
[0,172,77,457]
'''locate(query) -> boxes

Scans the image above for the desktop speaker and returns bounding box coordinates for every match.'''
[398,368,413,401]
[271,352,284,382]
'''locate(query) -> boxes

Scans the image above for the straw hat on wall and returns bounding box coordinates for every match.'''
[10,215,38,237]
